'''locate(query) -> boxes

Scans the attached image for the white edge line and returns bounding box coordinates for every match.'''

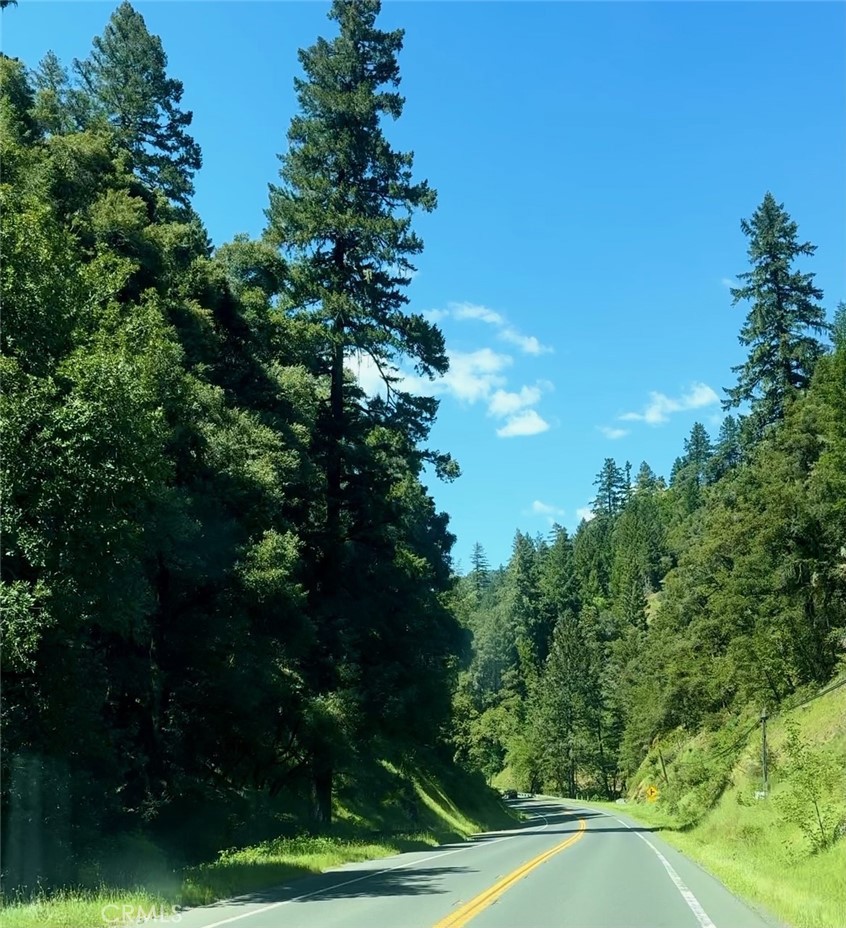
[189,808,558,928]
[613,816,717,928]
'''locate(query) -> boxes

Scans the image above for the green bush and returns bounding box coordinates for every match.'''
[775,719,844,853]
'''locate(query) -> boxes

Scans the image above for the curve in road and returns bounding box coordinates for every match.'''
[170,798,781,928]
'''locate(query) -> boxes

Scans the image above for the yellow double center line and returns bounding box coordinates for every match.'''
[433,816,587,928]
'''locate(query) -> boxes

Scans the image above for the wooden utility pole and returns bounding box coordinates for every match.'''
[760,708,769,795]
[657,746,670,786]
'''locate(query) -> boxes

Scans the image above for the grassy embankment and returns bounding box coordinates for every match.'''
[590,677,846,928]
[0,756,517,928]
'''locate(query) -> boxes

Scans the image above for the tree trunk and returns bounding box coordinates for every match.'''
[311,748,333,825]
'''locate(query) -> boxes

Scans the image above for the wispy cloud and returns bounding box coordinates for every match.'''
[437,301,553,356]
[349,303,553,437]
[721,277,736,290]
[576,506,596,523]
[496,409,550,438]
[530,499,565,517]
[500,327,552,356]
[620,382,719,426]
[599,425,629,440]
[525,499,565,526]
[451,302,504,326]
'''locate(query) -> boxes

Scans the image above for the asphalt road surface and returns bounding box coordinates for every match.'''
[171,798,781,928]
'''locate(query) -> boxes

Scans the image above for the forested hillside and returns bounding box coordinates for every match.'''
[1,0,465,889]
[451,196,846,804]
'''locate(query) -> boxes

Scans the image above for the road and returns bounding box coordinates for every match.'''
[171,798,781,928]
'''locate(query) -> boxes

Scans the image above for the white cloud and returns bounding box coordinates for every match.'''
[599,426,629,440]
[349,304,554,437]
[531,500,565,517]
[576,506,596,523]
[488,384,543,418]
[500,327,553,356]
[443,348,512,403]
[451,302,504,326]
[525,499,565,526]
[496,410,550,438]
[349,347,515,408]
[437,301,552,356]
[620,382,719,426]
[721,277,736,290]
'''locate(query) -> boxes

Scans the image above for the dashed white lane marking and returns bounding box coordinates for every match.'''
[614,816,717,928]
[188,804,559,928]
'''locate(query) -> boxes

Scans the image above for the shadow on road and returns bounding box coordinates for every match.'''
[194,863,478,910]
[293,864,473,900]
[190,800,657,916]
[509,801,658,835]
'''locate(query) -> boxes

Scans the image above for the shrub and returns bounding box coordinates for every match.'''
[775,718,843,853]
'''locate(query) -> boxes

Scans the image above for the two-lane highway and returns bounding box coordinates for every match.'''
[171,799,781,928]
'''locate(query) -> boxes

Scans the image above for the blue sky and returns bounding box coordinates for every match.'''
[5,1,845,569]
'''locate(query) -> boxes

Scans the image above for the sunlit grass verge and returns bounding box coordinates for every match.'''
[0,757,515,928]
[0,887,173,928]
[0,833,440,928]
[581,680,846,928]
[584,798,845,928]
[179,830,442,906]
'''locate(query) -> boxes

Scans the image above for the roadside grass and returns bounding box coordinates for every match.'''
[0,888,174,928]
[585,678,846,928]
[0,756,515,928]
[179,832,437,907]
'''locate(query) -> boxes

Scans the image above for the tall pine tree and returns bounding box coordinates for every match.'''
[265,0,446,822]
[74,2,202,206]
[724,192,828,430]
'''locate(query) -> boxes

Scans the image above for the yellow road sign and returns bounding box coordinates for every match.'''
[646,785,659,802]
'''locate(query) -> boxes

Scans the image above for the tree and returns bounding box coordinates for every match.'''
[74,2,202,206]
[634,461,663,493]
[265,0,445,822]
[592,458,627,518]
[470,542,491,601]
[724,192,828,430]
[683,422,712,486]
[0,55,38,143]
[708,415,743,482]
[610,490,665,626]
[32,51,77,135]
[832,301,846,352]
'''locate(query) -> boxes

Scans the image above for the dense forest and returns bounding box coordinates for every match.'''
[2,0,844,897]
[1,0,464,887]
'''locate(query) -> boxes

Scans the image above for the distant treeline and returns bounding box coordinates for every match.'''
[452,199,846,798]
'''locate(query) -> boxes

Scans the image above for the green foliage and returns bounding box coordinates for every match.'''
[776,719,843,853]
[592,457,627,518]
[73,2,202,206]
[1,0,463,894]
[725,192,828,431]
